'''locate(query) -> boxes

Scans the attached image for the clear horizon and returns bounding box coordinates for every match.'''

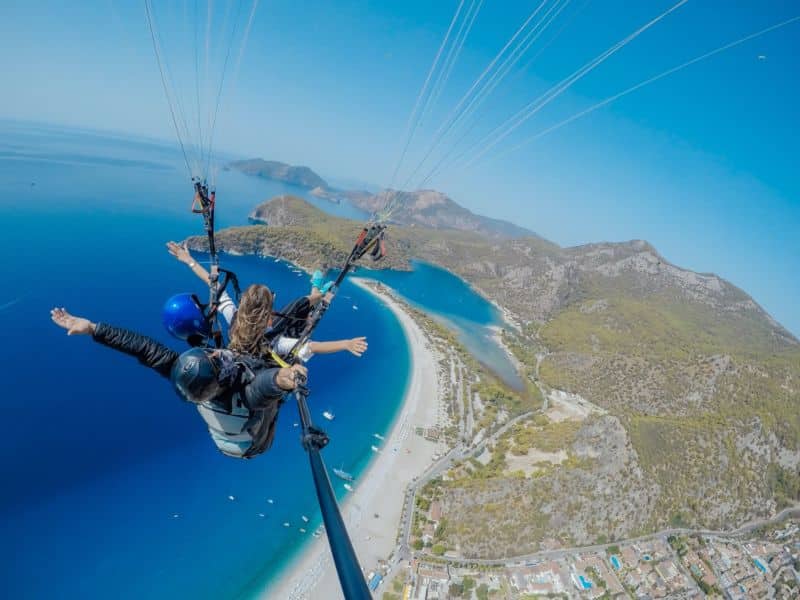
[1,1,798,336]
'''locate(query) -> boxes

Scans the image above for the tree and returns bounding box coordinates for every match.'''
[476,583,489,600]
[462,576,475,592]
[432,543,446,556]
[412,539,423,551]
[435,518,448,541]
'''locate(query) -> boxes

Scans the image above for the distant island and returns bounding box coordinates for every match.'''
[227,158,329,190]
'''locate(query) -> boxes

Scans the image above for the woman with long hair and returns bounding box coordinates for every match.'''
[166,241,368,361]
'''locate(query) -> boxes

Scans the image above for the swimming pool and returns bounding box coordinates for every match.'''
[610,555,621,570]
[579,575,592,589]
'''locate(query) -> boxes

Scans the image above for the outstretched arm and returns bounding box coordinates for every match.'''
[167,241,210,285]
[167,240,236,325]
[51,307,179,378]
[309,337,368,357]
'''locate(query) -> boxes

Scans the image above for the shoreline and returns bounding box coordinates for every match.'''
[262,278,444,599]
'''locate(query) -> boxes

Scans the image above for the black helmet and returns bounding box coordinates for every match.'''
[171,348,221,404]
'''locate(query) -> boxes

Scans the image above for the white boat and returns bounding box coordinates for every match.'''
[273,257,280,262]
[301,515,309,523]
[322,411,335,421]
[371,445,380,453]
[300,528,306,533]
[267,499,274,504]
[343,483,353,492]
[333,467,354,482]
[228,495,235,501]
[352,305,359,310]
[258,513,265,518]
[373,433,384,441]
[283,522,290,527]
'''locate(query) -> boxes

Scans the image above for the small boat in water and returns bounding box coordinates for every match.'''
[322,411,335,421]
[301,515,309,523]
[371,445,380,453]
[333,467,354,482]
[343,483,353,492]
[300,528,306,533]
[283,522,290,527]
[352,305,359,311]
[373,433,384,441]
[228,495,236,501]
[267,499,274,504]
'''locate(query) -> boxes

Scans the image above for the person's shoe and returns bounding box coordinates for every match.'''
[310,270,324,290]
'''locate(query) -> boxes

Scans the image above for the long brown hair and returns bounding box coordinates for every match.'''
[228,284,274,356]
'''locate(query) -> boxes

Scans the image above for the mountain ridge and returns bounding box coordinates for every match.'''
[228,158,540,239]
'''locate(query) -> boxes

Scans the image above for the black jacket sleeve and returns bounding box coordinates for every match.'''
[92,322,179,379]
[242,367,287,409]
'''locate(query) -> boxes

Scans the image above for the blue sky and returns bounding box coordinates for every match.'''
[1,0,798,336]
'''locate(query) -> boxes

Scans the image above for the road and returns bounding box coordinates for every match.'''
[413,505,800,566]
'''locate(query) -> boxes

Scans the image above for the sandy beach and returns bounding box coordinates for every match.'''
[263,279,445,599]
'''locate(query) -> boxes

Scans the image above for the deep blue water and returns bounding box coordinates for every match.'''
[0,122,520,598]
[0,123,404,600]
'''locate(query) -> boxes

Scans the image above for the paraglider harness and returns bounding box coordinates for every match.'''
[190,180,242,348]
[205,349,282,459]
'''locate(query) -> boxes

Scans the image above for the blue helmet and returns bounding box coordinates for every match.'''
[162,293,210,341]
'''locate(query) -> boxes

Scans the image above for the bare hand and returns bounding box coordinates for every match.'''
[167,241,193,265]
[50,307,96,336]
[276,364,308,390]
[346,337,368,357]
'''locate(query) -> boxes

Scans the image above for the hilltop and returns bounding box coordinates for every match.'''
[187,195,800,554]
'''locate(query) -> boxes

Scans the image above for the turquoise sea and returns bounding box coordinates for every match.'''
[363,262,524,390]
[0,121,517,598]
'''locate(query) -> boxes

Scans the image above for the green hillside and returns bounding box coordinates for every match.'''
[188,194,799,552]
